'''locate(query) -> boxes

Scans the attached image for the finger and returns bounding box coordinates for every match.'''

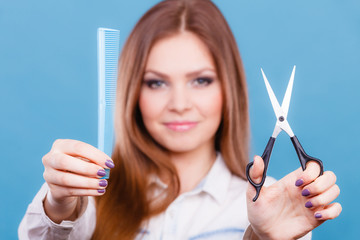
[314,202,342,220]
[304,184,340,209]
[51,139,114,169]
[249,155,265,184]
[301,171,337,197]
[44,152,106,178]
[295,161,321,187]
[44,168,108,190]
[48,184,107,199]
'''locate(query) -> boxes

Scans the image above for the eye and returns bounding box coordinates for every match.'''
[143,79,167,89]
[192,77,214,87]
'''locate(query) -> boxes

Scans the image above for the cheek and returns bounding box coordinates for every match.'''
[196,86,223,121]
[139,90,165,125]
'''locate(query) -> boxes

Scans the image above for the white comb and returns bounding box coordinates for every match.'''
[97,28,120,178]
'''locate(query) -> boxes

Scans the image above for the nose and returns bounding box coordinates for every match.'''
[167,85,192,113]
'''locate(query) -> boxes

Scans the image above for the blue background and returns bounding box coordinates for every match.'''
[1,0,359,239]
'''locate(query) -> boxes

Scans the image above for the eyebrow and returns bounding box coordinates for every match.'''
[144,68,216,79]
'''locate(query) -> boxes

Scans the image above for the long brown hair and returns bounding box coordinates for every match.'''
[93,0,249,239]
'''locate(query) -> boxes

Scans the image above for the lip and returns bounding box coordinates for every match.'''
[163,121,198,132]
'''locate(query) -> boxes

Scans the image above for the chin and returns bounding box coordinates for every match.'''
[163,142,199,153]
[159,136,213,154]
[151,129,216,154]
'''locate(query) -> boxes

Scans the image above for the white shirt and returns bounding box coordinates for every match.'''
[18,153,311,240]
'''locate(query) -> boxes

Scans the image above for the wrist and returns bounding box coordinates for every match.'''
[250,229,261,240]
[44,192,80,224]
[247,225,274,240]
[46,191,77,207]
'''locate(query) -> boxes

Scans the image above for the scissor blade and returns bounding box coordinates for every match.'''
[281,65,296,118]
[261,68,283,120]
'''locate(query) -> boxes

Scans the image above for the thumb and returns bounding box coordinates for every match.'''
[249,155,265,184]
[247,155,265,201]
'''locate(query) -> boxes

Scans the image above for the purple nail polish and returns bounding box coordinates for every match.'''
[100,168,110,180]
[302,189,310,196]
[98,189,105,194]
[305,201,313,208]
[99,179,108,187]
[295,179,304,187]
[315,213,322,218]
[97,169,106,177]
[105,160,115,168]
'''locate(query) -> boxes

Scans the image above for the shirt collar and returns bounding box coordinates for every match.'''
[200,152,232,204]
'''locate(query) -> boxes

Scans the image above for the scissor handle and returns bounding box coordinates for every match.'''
[246,137,276,202]
[290,135,324,176]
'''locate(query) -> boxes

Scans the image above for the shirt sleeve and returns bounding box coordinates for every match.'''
[18,183,96,240]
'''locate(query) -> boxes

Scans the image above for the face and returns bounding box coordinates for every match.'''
[139,31,223,154]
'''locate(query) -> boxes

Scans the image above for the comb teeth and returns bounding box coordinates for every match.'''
[97,28,120,161]
[105,31,119,106]
[98,28,120,107]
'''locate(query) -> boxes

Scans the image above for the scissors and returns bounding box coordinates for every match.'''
[246,66,324,202]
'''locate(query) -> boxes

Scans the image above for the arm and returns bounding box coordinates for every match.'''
[19,139,114,240]
[18,183,96,240]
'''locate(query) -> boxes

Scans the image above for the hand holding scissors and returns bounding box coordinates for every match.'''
[246,66,324,202]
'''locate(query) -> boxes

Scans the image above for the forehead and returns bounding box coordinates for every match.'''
[145,31,216,74]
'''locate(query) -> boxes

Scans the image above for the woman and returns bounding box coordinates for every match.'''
[19,0,341,239]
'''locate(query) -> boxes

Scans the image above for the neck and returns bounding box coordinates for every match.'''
[170,145,217,195]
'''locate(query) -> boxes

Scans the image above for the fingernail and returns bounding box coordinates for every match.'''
[302,189,310,196]
[99,179,108,187]
[97,169,106,177]
[295,179,304,187]
[100,168,110,179]
[105,159,115,168]
[305,201,313,208]
[315,213,322,219]
[98,189,105,194]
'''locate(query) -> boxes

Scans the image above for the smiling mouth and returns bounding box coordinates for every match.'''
[164,121,198,132]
